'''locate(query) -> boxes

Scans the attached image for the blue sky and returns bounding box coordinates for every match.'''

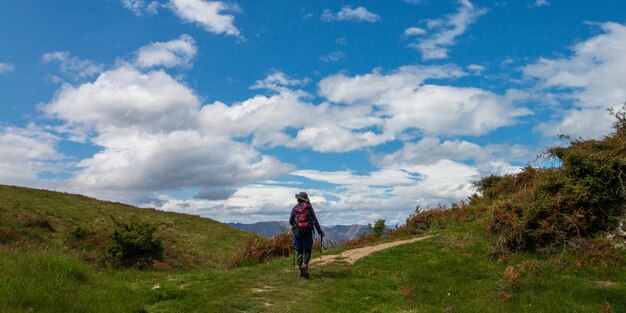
[1,0,625,225]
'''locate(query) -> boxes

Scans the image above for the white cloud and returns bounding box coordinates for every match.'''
[319,51,345,62]
[288,124,392,153]
[134,34,197,69]
[69,131,291,199]
[523,22,626,138]
[534,0,550,7]
[44,65,200,134]
[0,125,63,186]
[467,64,486,74]
[536,108,616,139]
[321,6,380,23]
[405,27,426,36]
[168,0,241,37]
[152,159,482,225]
[408,0,487,60]
[292,168,420,187]
[41,52,104,80]
[290,159,481,223]
[319,65,530,136]
[0,62,15,73]
[152,184,304,223]
[372,137,531,177]
[40,42,295,204]
[121,0,159,15]
[250,71,307,92]
[319,65,465,104]
[45,95,291,204]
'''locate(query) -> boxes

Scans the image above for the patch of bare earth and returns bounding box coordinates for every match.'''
[250,286,278,293]
[312,235,434,266]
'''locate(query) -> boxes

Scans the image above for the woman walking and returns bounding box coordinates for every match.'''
[290,192,324,279]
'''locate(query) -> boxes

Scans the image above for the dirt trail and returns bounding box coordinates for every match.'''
[310,235,434,266]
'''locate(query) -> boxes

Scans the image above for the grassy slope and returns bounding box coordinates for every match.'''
[132,221,624,313]
[1,185,625,312]
[0,184,249,268]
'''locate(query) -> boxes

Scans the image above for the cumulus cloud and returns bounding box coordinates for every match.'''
[289,159,481,223]
[0,62,15,73]
[41,52,104,80]
[319,65,530,136]
[153,184,305,223]
[70,131,291,198]
[45,65,200,134]
[407,0,487,60]
[373,137,531,176]
[168,0,241,37]
[0,125,63,186]
[524,22,626,138]
[153,158,482,225]
[121,0,241,37]
[40,39,296,203]
[321,6,380,23]
[31,34,536,224]
[134,34,197,69]
[533,0,550,7]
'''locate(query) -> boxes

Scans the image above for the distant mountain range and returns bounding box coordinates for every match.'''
[228,221,369,244]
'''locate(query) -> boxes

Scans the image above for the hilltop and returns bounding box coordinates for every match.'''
[0,184,250,269]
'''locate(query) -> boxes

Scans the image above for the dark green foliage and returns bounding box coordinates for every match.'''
[368,219,387,237]
[107,218,164,268]
[482,107,626,255]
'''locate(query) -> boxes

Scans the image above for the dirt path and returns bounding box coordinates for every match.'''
[310,235,434,266]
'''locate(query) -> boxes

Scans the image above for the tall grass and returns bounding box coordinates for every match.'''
[0,249,147,313]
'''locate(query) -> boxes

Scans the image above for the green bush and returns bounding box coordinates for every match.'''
[368,219,387,237]
[107,218,163,268]
[482,107,626,255]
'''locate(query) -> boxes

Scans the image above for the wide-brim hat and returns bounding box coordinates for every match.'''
[295,192,310,202]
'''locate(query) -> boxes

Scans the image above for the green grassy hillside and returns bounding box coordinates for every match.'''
[3,212,623,312]
[0,185,249,269]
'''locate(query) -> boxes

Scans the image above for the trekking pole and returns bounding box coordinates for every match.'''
[319,235,324,279]
[293,245,298,277]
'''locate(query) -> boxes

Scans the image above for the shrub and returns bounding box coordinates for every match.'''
[228,231,292,268]
[402,202,479,235]
[368,219,387,237]
[484,107,626,255]
[107,218,163,268]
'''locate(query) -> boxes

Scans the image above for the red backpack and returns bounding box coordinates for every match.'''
[295,202,313,233]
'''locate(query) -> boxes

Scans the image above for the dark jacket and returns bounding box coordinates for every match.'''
[289,202,323,235]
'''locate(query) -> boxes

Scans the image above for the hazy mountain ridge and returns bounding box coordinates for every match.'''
[228,221,369,243]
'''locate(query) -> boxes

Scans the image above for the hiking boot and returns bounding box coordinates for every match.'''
[300,265,309,279]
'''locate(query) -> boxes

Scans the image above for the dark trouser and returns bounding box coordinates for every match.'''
[293,230,313,269]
